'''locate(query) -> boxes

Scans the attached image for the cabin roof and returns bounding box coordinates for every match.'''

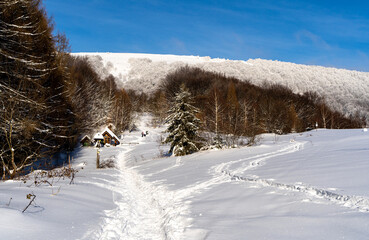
[80,135,92,143]
[81,135,91,140]
[102,127,120,143]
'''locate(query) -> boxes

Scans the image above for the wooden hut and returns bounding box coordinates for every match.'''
[80,135,92,147]
[101,127,120,146]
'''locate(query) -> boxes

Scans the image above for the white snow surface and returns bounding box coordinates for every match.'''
[1,114,369,239]
[73,52,369,120]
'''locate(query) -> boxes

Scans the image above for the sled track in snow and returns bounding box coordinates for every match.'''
[213,141,369,213]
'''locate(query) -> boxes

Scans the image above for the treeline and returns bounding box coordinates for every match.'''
[150,67,365,139]
[0,0,133,178]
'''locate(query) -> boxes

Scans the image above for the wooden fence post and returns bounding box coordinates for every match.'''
[96,149,100,168]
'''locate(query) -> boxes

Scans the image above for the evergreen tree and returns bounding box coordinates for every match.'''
[164,84,201,156]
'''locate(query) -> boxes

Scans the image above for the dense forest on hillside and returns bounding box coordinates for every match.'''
[150,67,365,144]
[84,53,369,123]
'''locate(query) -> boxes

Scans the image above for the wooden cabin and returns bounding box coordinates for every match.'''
[80,135,93,147]
[101,128,120,146]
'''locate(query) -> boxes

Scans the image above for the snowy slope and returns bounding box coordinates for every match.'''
[133,125,369,239]
[2,115,369,239]
[73,52,369,121]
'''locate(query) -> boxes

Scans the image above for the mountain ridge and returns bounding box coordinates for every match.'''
[73,52,369,122]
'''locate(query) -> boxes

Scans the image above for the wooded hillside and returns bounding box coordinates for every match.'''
[0,0,133,179]
[151,67,364,139]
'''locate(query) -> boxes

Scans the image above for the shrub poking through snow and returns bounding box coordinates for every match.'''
[99,157,116,168]
[164,84,201,156]
[22,193,37,213]
[20,167,79,187]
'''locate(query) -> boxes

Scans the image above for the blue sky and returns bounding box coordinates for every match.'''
[44,0,369,71]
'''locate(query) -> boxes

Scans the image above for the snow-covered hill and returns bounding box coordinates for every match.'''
[74,52,369,121]
[2,115,369,239]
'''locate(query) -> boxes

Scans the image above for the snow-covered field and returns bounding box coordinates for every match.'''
[1,115,369,239]
[73,52,369,120]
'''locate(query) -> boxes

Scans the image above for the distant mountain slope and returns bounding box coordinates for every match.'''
[73,53,369,121]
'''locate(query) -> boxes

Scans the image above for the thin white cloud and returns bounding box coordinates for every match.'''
[168,38,189,54]
[295,30,331,50]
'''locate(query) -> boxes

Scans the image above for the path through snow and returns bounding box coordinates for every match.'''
[94,149,187,240]
[82,119,194,240]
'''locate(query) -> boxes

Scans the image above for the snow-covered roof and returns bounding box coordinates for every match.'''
[93,132,104,140]
[102,127,120,143]
[80,135,92,142]
[81,135,91,140]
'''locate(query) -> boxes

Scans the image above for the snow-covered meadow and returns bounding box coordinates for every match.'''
[1,115,369,239]
[74,53,369,121]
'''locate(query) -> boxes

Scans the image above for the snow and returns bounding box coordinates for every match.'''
[73,52,369,121]
[93,132,104,140]
[1,114,369,239]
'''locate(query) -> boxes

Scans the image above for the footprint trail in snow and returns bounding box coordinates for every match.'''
[213,141,369,212]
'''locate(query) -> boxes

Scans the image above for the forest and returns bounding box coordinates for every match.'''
[0,0,364,178]
[0,0,134,178]
[149,67,364,146]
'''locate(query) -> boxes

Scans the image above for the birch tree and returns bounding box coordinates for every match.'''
[206,85,225,146]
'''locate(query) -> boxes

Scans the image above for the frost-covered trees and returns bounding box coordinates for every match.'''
[113,88,132,131]
[65,56,133,135]
[0,1,135,179]
[164,84,201,156]
[66,57,112,131]
[85,54,369,123]
[0,0,75,178]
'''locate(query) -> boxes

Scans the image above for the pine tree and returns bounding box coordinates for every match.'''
[164,84,201,156]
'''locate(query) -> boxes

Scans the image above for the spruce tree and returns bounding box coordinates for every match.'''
[164,84,201,156]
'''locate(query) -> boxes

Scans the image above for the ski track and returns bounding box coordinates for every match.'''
[213,141,369,212]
